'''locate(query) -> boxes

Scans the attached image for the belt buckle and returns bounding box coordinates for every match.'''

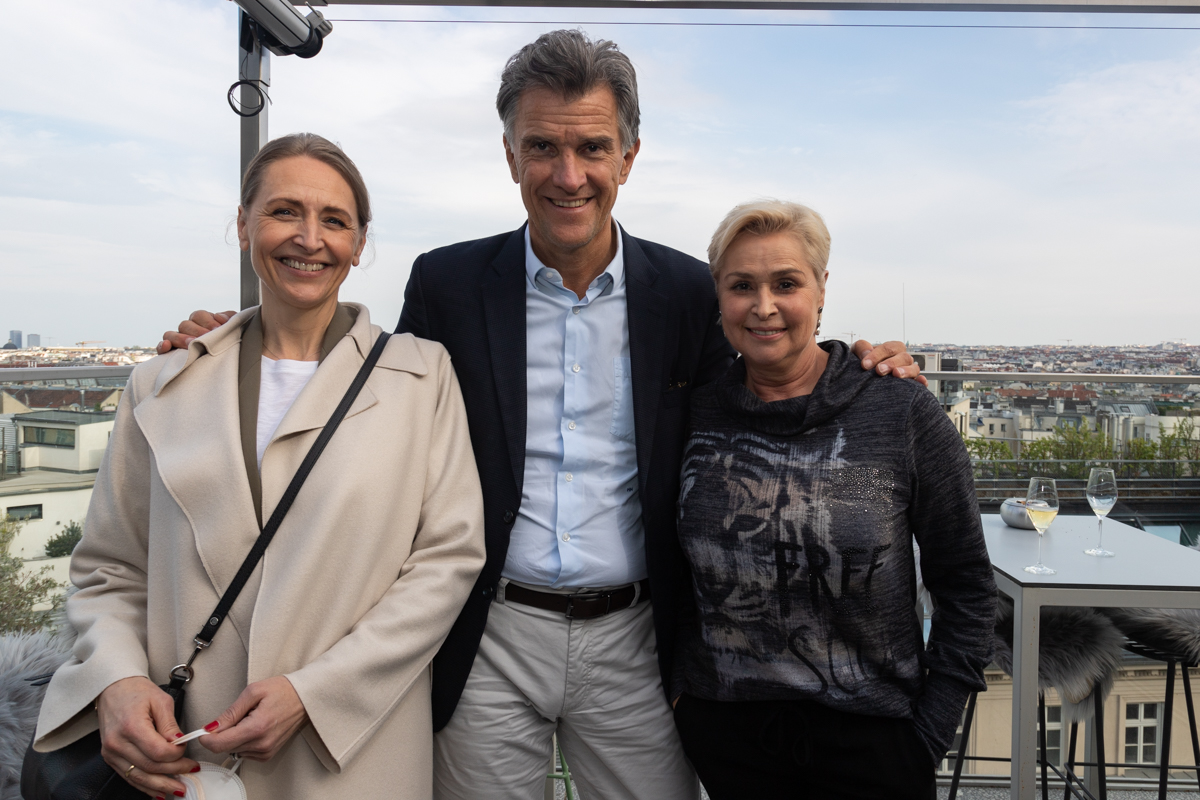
[565,591,611,619]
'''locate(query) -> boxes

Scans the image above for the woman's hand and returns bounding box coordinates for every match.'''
[200,676,308,762]
[98,676,197,798]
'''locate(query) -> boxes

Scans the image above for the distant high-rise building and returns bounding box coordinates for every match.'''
[26,334,40,347]
[8,331,21,349]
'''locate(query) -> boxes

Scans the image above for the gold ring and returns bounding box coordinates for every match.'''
[125,763,137,779]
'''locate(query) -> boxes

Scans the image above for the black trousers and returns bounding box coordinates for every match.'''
[673,694,937,800]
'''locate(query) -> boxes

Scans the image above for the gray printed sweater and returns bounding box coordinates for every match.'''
[674,340,996,762]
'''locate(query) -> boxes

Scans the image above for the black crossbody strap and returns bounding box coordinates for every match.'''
[194,331,390,649]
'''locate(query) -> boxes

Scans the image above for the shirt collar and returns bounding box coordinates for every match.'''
[524,222,625,300]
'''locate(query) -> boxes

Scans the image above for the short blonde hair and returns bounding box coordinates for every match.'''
[707,199,831,289]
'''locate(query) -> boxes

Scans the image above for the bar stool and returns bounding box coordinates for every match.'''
[1102,608,1200,799]
[948,597,1125,800]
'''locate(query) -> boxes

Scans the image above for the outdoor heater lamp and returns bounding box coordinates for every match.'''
[234,0,332,58]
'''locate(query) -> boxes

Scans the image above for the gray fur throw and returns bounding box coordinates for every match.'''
[0,595,77,800]
[993,595,1125,723]
[1102,607,1200,666]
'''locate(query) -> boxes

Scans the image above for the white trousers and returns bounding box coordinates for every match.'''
[433,587,700,800]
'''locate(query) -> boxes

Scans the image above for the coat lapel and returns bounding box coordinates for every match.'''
[241,305,360,528]
[134,305,407,656]
[623,232,669,493]
[134,313,263,650]
[482,228,529,495]
[263,341,377,449]
[261,303,403,462]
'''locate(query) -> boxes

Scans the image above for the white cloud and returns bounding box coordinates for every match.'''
[1027,47,1200,149]
[1,3,1198,347]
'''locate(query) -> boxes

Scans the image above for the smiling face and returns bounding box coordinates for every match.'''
[236,155,365,316]
[717,231,827,381]
[504,85,639,268]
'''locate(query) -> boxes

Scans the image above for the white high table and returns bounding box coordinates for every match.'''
[982,513,1200,800]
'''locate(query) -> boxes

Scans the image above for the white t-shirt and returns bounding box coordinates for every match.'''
[256,356,319,468]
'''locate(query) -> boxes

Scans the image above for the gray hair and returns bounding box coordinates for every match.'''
[497,30,641,153]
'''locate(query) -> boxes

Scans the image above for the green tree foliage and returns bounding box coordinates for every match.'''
[1021,438,1057,461]
[44,520,83,558]
[968,416,1200,485]
[962,436,1012,460]
[1157,417,1200,469]
[1046,421,1113,463]
[1125,438,1158,462]
[1021,421,1117,477]
[0,516,64,634]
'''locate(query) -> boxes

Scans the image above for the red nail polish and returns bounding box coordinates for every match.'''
[174,732,184,739]
[190,766,201,773]
[156,796,165,800]
[175,791,186,797]
[204,721,219,732]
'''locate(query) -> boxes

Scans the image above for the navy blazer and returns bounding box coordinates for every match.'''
[397,225,736,731]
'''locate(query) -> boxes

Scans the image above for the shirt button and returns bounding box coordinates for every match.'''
[567,420,576,430]
[572,307,581,315]
[562,533,571,542]
[565,472,574,482]
[572,363,581,373]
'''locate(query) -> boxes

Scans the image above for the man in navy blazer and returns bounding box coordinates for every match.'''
[395,31,919,800]
[162,29,918,800]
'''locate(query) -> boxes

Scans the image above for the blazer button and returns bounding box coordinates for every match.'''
[503,510,515,524]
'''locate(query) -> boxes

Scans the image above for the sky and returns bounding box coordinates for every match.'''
[2,1,1199,348]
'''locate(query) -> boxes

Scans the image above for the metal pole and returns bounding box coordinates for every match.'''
[238,10,269,310]
[1010,587,1042,800]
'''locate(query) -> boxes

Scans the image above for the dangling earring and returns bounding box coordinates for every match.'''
[716,311,723,327]
[815,306,823,337]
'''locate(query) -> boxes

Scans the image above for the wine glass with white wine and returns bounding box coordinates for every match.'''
[1024,477,1058,575]
[1084,467,1117,558]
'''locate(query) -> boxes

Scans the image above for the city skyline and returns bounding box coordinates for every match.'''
[3,1,1200,348]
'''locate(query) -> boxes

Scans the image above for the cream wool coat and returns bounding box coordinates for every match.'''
[33,304,486,799]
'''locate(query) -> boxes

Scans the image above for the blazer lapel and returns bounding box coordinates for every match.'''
[623,232,669,493]
[481,227,529,495]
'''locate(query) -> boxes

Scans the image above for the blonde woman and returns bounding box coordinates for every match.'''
[671,200,996,799]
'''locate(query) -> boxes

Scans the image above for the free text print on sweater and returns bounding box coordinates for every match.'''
[676,340,997,761]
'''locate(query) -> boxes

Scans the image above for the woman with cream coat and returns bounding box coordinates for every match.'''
[32,133,486,799]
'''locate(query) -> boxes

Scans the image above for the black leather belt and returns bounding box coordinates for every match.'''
[503,580,651,620]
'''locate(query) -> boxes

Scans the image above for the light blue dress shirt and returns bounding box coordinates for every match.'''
[501,225,646,589]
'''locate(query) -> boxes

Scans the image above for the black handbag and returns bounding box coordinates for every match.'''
[21,332,391,800]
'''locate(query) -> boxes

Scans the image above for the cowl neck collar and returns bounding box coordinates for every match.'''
[716,340,873,437]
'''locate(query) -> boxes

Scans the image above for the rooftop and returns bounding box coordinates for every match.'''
[0,469,95,497]
[14,410,117,426]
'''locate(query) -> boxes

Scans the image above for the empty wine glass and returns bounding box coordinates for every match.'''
[1024,477,1058,575]
[1085,467,1117,557]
